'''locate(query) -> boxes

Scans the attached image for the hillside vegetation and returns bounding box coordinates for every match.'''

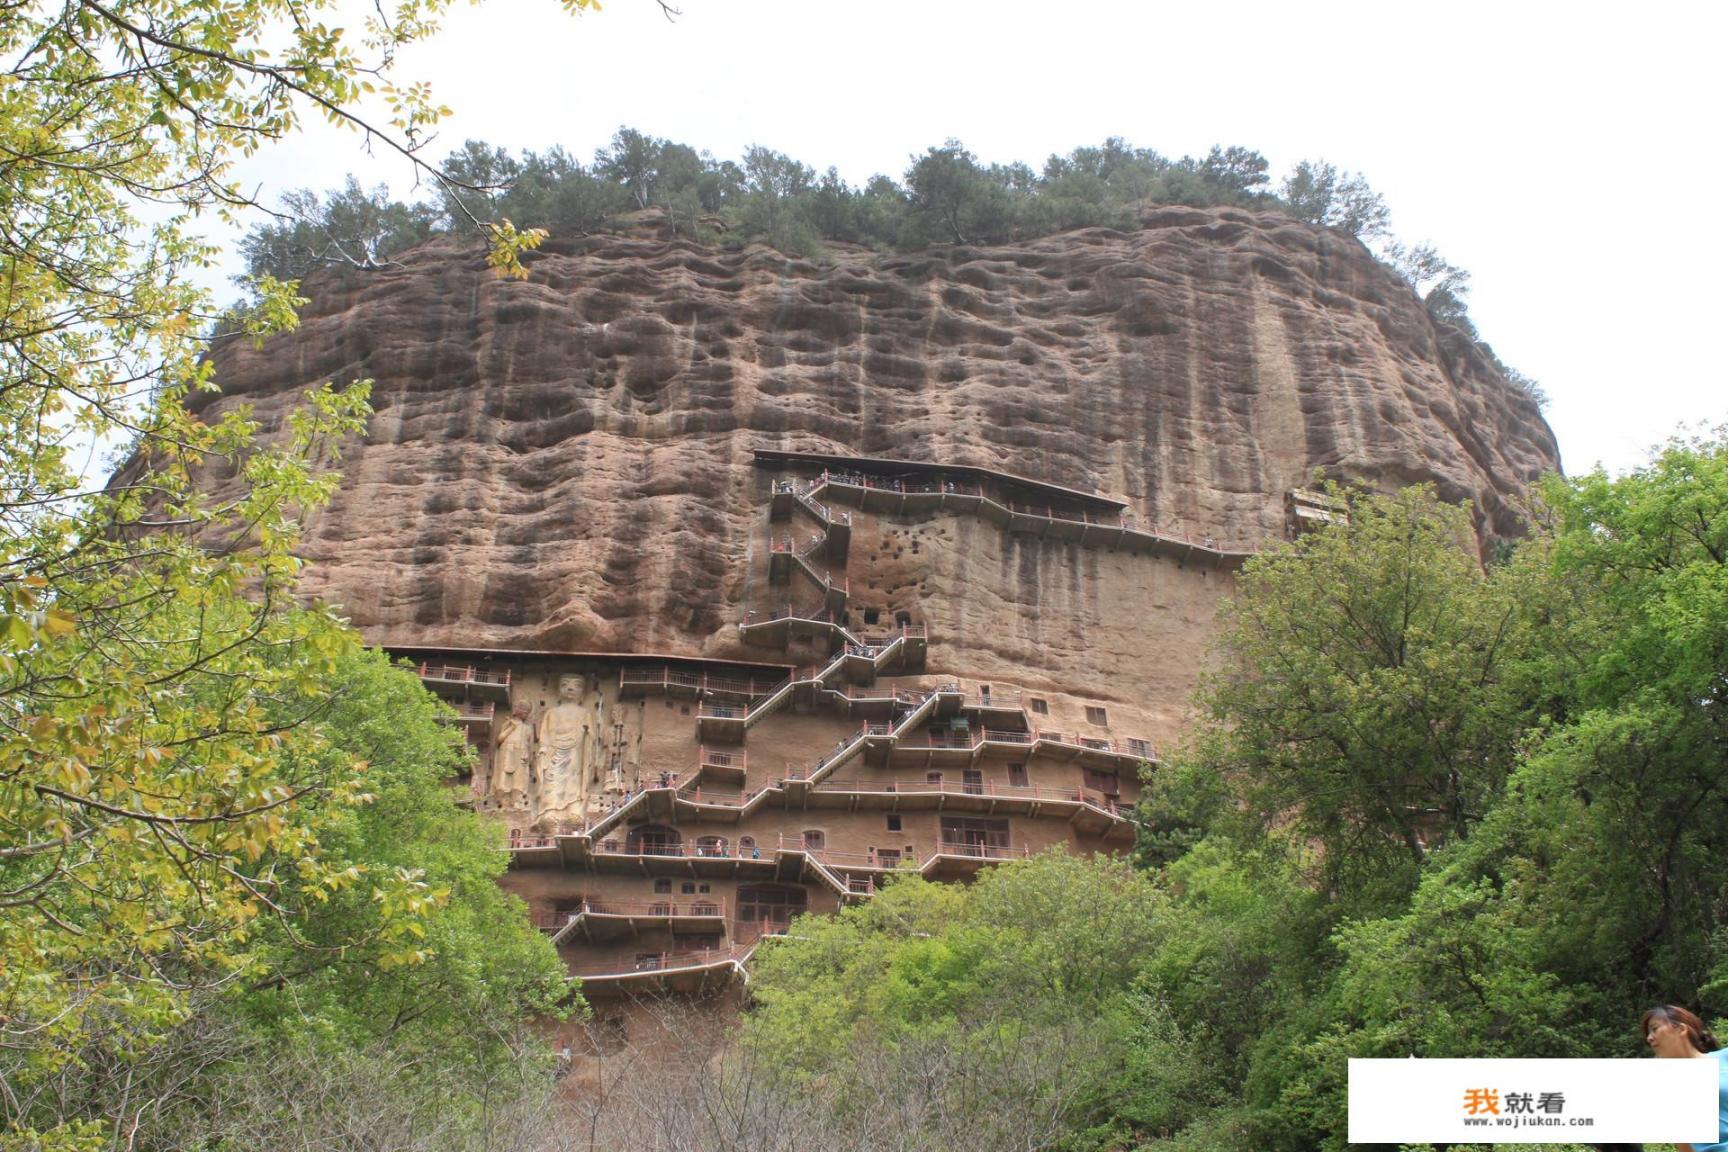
[239,130,1544,407]
[606,431,1728,1152]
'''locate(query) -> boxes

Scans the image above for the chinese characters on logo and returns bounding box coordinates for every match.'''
[1464,1090,1567,1119]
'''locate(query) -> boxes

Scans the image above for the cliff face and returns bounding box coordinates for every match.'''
[199,206,1557,743]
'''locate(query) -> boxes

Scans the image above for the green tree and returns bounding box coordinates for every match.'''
[595,126,669,210]
[1199,144,1271,196]
[745,854,1203,1150]
[1196,435,1728,1151]
[734,144,820,254]
[1281,159,1390,239]
[1181,486,1549,906]
[0,1,591,1145]
[2,648,572,1146]
[241,177,439,282]
[904,139,1015,246]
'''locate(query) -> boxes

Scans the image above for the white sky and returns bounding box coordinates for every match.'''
[230,0,1728,477]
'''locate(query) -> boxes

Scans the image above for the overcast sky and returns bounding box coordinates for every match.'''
[230,0,1727,477]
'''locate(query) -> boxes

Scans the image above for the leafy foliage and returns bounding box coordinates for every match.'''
[751,438,1728,1150]
[0,0,585,1146]
[1185,485,1554,907]
[745,854,1211,1151]
[1279,159,1390,239]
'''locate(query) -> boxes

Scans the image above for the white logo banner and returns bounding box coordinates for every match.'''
[1348,1058,1718,1144]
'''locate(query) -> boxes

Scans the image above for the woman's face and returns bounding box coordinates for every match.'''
[1646,1015,1696,1058]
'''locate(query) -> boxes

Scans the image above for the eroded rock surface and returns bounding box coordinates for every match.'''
[198,206,1557,742]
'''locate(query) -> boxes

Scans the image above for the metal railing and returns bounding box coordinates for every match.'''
[618,667,792,699]
[509,832,556,849]
[933,840,1029,861]
[807,468,1246,556]
[805,776,1118,806]
[549,897,728,923]
[1034,730,1158,759]
[675,786,752,808]
[570,940,756,980]
[698,747,747,772]
[416,663,511,687]
[591,838,768,861]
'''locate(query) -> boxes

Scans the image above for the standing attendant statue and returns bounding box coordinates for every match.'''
[491,702,535,811]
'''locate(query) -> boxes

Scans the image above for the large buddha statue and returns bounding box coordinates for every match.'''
[536,674,596,821]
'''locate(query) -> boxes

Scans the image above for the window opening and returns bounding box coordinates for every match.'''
[1008,763,1029,788]
[1085,705,1108,725]
[627,824,682,856]
[886,814,903,832]
[940,815,1010,855]
[1029,698,1049,715]
[738,884,808,932]
[1083,768,1121,796]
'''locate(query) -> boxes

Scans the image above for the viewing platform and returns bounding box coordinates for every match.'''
[754,451,1253,569]
[618,665,793,702]
[695,746,747,786]
[567,939,760,994]
[797,775,1130,832]
[535,896,729,946]
[414,662,512,700]
[445,699,496,728]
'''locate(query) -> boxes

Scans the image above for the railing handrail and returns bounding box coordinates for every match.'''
[570,941,754,979]
[934,839,1028,860]
[591,838,766,861]
[675,786,751,808]
[803,776,1089,802]
[619,667,793,698]
[416,662,512,686]
[570,897,729,918]
[813,468,1256,555]
[509,833,556,849]
[697,746,747,769]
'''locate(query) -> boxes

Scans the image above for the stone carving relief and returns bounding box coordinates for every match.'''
[490,702,534,811]
[535,674,600,824]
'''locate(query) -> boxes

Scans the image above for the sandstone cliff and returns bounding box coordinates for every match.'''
[196,206,1557,743]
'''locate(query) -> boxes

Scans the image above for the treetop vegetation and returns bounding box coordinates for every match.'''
[240,129,1547,408]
